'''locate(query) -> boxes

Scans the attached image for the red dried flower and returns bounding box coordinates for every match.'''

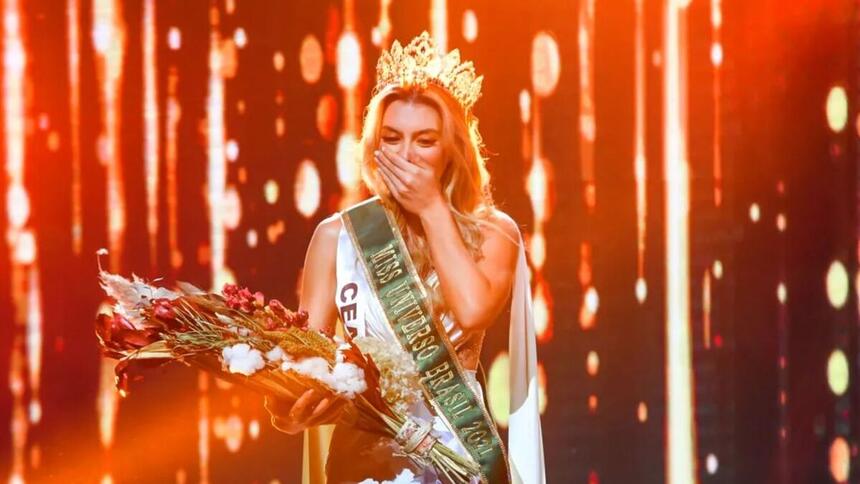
[152,298,175,320]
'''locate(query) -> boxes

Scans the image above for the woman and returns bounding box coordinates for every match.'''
[266,32,544,484]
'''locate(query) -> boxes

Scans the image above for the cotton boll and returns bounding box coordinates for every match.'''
[222,343,265,376]
[265,346,285,362]
[228,349,265,376]
[331,362,367,397]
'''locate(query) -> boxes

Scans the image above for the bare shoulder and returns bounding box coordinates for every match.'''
[307,213,342,255]
[483,208,521,245]
[315,212,342,238]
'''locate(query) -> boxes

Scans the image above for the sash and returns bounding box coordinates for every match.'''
[341,197,510,484]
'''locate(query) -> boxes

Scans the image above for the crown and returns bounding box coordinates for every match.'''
[374,31,484,112]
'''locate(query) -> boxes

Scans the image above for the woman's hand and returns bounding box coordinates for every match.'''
[374,148,444,216]
[264,389,345,435]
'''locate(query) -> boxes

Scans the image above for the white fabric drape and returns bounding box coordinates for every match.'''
[506,238,546,484]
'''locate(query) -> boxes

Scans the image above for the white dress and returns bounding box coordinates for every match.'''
[332,215,545,484]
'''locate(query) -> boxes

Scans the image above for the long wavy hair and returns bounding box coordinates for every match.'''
[358,83,495,315]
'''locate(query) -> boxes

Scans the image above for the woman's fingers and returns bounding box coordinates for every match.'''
[377,149,424,187]
[310,397,346,425]
[376,158,406,195]
[289,389,320,422]
[307,396,339,423]
[380,148,418,174]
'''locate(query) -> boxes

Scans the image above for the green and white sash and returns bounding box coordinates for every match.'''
[341,197,510,484]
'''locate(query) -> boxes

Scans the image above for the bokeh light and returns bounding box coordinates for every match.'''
[749,203,760,223]
[530,31,561,97]
[826,260,849,309]
[710,42,723,67]
[826,86,848,133]
[827,349,849,396]
[336,133,360,188]
[533,280,552,342]
[316,94,338,140]
[705,454,719,475]
[713,260,724,280]
[829,436,850,483]
[637,402,648,423]
[462,10,478,43]
[294,159,321,219]
[487,352,510,428]
[336,32,361,89]
[167,27,181,50]
[263,180,279,205]
[777,283,787,304]
[233,28,247,48]
[635,278,648,304]
[300,34,323,84]
[586,351,599,376]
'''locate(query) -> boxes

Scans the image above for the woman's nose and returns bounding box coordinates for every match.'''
[398,144,412,161]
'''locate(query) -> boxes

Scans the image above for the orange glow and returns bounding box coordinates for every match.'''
[143,0,160,268]
[68,0,83,254]
[273,50,284,71]
[372,0,393,48]
[317,94,338,140]
[578,0,596,211]
[586,351,599,376]
[207,5,228,288]
[638,402,648,423]
[5,2,44,481]
[538,362,548,414]
[703,270,712,349]
[97,359,119,448]
[198,373,210,484]
[430,0,447,53]
[711,0,723,207]
[588,395,598,414]
[93,0,128,272]
[830,437,850,483]
[166,68,182,270]
[634,0,648,299]
[300,34,323,84]
[26,267,43,425]
[533,279,553,342]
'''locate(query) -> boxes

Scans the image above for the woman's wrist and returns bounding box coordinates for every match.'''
[417,195,450,225]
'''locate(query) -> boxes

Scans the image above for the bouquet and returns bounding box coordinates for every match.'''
[94,251,479,484]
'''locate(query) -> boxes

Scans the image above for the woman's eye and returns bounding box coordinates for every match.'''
[417,139,437,146]
[381,137,400,143]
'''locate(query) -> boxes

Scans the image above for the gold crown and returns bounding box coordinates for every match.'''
[375,31,483,112]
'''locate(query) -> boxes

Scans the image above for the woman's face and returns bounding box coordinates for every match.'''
[379,99,447,179]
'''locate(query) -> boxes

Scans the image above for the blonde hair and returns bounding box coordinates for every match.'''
[358,84,495,314]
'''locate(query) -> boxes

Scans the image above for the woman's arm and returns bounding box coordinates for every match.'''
[300,215,342,335]
[375,148,519,331]
[265,215,344,434]
[418,202,519,331]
